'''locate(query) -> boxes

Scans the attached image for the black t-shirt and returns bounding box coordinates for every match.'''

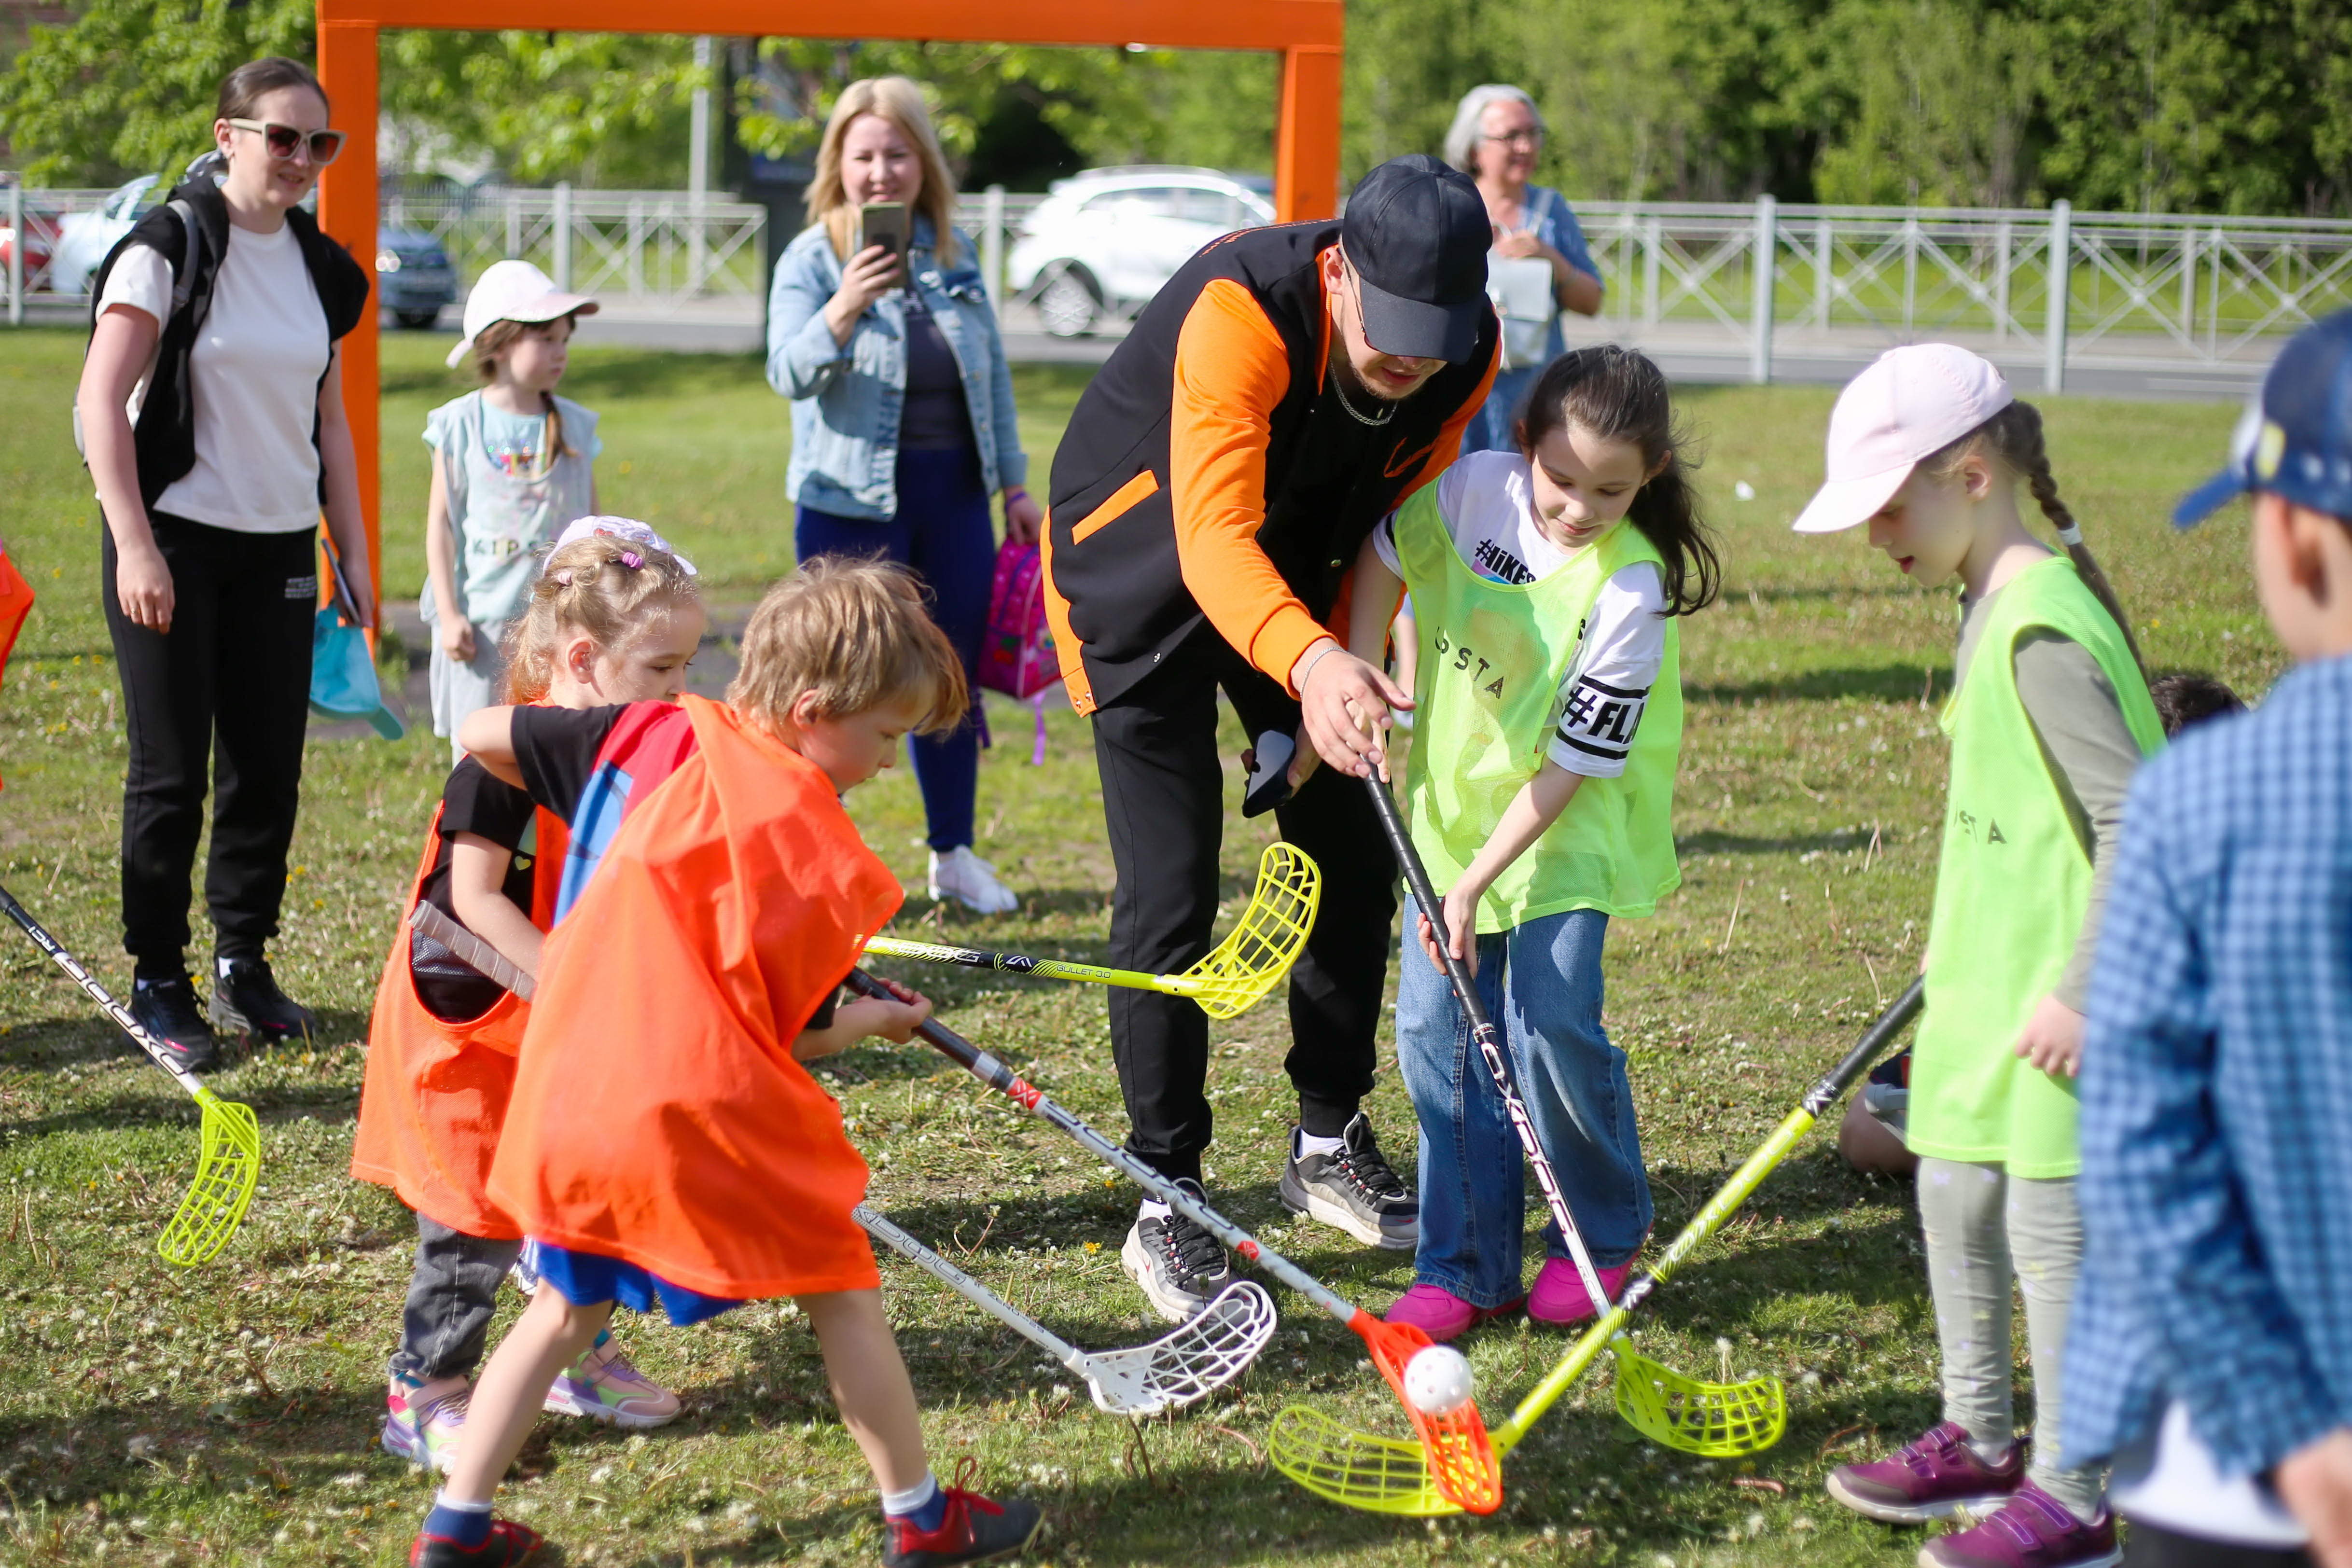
[501,702,841,1030]
[412,758,537,1023]
[899,294,974,452]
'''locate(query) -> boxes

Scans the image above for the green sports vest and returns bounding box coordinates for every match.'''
[1396,486,1683,934]
[1908,555,2163,1177]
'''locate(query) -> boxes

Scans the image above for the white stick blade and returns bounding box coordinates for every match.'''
[1077,1279,1277,1416]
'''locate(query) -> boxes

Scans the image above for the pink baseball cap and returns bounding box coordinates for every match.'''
[1791,345,2014,534]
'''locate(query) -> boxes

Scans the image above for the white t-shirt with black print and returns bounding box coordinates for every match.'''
[1374,449,1667,779]
[96,221,332,533]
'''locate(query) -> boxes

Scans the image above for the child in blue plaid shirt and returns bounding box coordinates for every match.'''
[2064,311,2352,1568]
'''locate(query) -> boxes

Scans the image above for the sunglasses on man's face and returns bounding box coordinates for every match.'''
[225,118,347,166]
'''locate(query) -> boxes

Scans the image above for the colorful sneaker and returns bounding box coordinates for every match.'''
[882,1481,1043,1568]
[381,1376,470,1472]
[1527,1255,1636,1325]
[542,1336,680,1428]
[1827,1421,2024,1524]
[408,1517,542,1568]
[1280,1114,1418,1250]
[1121,1181,1232,1324]
[1918,1481,2121,1568]
[1383,1283,1525,1343]
[929,847,1019,916]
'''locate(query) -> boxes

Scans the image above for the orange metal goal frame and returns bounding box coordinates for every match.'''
[313,0,1345,608]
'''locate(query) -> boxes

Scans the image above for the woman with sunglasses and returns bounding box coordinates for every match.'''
[1442,84,1605,454]
[75,55,375,1073]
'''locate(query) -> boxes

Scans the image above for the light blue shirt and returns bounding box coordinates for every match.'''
[421,390,601,628]
[765,216,1028,520]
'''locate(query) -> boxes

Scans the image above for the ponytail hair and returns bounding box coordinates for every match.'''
[1517,345,1721,616]
[1921,399,2145,676]
[501,533,701,703]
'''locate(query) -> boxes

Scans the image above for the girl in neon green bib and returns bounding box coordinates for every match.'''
[1798,345,2159,1563]
[1344,347,1718,1344]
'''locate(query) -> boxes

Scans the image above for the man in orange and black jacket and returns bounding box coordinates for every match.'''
[1042,156,1500,1322]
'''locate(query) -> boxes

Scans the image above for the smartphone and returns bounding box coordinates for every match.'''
[857,201,909,275]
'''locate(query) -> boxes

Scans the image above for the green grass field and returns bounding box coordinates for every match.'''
[0,326,2273,1567]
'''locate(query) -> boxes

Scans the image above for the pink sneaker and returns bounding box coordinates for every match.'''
[1826,1421,2024,1524]
[1383,1283,1524,1342]
[1919,1480,2120,1568]
[1527,1256,1635,1325]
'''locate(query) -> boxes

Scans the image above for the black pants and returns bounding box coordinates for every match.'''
[1090,628,1397,1183]
[102,514,317,973]
[2125,1519,2314,1567]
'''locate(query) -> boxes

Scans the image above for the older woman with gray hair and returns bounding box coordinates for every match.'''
[1445,83,1604,452]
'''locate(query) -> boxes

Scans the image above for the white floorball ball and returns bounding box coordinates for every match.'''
[1402,1344,1475,1417]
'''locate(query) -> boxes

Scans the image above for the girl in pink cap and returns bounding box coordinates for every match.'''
[1798,344,2159,1568]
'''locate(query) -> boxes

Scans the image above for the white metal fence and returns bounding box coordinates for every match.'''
[9,180,2348,387]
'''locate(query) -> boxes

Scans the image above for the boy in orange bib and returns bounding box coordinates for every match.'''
[415,558,1043,1568]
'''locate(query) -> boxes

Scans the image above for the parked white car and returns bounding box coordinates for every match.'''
[49,175,160,296]
[1006,167,1275,336]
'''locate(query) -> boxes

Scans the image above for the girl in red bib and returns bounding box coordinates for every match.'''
[354,527,703,1472]
[417,558,1042,1568]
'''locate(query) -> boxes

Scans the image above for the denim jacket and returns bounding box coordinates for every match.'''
[765,216,1028,519]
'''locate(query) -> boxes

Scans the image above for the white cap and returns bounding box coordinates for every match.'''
[551,514,697,577]
[445,259,598,369]
[1790,344,2014,533]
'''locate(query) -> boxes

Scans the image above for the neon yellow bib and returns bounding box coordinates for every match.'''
[1909,556,2163,1176]
[1395,483,1683,934]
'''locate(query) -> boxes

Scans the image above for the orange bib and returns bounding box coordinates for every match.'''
[487,695,902,1300]
[351,801,563,1239]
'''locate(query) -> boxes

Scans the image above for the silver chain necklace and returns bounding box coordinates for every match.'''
[1330,364,1398,427]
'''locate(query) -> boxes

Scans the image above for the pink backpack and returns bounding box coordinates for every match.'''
[978,538,1057,763]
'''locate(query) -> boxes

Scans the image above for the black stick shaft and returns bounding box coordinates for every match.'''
[0,882,207,1096]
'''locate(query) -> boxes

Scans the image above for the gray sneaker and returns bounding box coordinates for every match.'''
[1120,1179,1233,1324]
[1280,1113,1418,1250]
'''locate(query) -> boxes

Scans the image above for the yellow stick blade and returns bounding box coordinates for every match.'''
[158,1091,261,1268]
[1178,843,1321,1019]
[1267,1407,1468,1517]
[1613,1343,1787,1457]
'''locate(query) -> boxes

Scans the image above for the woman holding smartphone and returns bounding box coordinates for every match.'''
[766,75,1036,916]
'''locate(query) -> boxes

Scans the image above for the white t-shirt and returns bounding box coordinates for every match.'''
[96,220,331,533]
[1375,450,1667,779]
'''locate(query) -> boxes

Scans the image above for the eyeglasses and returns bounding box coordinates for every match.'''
[1485,128,1544,149]
[225,118,347,166]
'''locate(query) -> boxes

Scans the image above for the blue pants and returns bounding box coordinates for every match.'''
[1462,365,1543,455]
[795,446,994,851]
[1395,899,1652,1308]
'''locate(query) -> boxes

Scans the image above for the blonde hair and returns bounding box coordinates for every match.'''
[501,534,701,703]
[805,77,960,268]
[726,556,967,737]
[468,318,580,458]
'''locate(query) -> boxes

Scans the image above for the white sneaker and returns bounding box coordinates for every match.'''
[928,846,1020,915]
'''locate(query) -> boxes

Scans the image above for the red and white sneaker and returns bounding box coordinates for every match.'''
[881,1478,1043,1568]
[408,1518,542,1568]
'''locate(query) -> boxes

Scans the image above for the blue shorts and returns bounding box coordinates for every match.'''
[525,1239,745,1327]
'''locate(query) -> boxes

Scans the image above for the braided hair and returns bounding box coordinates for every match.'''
[1922,400,2144,676]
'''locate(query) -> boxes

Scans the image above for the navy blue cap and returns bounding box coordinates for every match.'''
[2177,308,2352,527]
[1339,154,1491,363]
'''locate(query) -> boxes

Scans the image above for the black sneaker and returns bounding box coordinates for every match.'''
[882,1484,1043,1567]
[1120,1178,1233,1324]
[212,956,316,1044]
[407,1518,542,1568]
[129,976,219,1074]
[1280,1112,1419,1250]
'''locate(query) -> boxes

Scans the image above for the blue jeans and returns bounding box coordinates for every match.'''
[1462,365,1542,455]
[1395,899,1652,1308]
[795,444,995,851]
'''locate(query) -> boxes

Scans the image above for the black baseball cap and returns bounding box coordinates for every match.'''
[2177,308,2352,527]
[1339,154,1491,364]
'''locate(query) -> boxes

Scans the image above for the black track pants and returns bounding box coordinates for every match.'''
[1089,629,1397,1184]
[102,514,317,972]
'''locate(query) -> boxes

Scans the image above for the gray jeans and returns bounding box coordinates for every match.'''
[1917,1157,2104,1518]
[390,1213,522,1383]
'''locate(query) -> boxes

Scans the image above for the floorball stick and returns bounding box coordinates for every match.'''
[1353,776,1758,1456]
[856,1202,1275,1417]
[844,968,1503,1515]
[865,842,1320,1019]
[1268,979,1925,1515]
[0,883,261,1266]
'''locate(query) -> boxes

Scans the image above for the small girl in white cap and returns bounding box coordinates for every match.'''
[423,260,602,759]
[1801,344,2159,1568]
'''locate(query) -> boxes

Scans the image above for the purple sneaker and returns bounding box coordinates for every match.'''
[1383,1284,1524,1343]
[542,1336,680,1429]
[1919,1481,2121,1568]
[1826,1421,2023,1523]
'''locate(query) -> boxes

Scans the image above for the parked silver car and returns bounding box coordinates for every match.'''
[1006,167,1275,337]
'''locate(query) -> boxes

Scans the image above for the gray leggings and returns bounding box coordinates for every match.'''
[389,1212,522,1384]
[1917,1157,2103,1518]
